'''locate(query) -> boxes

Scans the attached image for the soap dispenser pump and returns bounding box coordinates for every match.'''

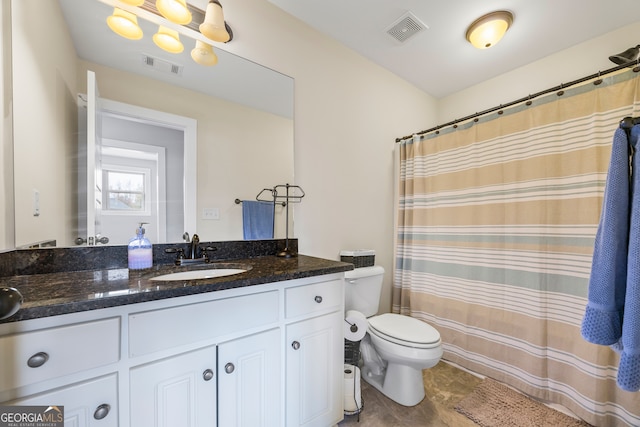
[128,222,152,270]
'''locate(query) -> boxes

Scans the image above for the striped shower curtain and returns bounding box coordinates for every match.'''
[394,70,640,427]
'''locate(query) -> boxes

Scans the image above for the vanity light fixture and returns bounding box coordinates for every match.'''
[191,40,218,66]
[153,26,184,53]
[106,8,143,40]
[155,0,192,25]
[465,10,513,49]
[200,0,230,43]
[105,0,232,66]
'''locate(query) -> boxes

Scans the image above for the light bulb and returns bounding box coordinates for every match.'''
[106,8,143,40]
[155,0,192,25]
[191,40,218,66]
[200,0,230,43]
[119,0,144,6]
[153,26,184,53]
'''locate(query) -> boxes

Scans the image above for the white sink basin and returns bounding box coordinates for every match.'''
[150,268,247,282]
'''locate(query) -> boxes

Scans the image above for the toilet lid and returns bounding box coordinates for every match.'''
[368,313,440,348]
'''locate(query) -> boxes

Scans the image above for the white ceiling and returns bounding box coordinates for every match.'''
[267,0,640,99]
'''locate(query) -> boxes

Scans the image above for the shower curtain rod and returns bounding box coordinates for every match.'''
[396,60,640,143]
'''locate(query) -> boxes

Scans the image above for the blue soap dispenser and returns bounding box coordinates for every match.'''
[128,222,152,270]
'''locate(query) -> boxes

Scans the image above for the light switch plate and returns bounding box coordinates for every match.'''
[202,208,220,220]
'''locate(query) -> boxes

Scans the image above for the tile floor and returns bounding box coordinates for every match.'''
[338,361,482,427]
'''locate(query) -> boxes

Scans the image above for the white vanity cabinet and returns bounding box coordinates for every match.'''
[0,272,345,427]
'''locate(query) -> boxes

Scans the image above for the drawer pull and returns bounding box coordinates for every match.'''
[291,341,300,350]
[203,369,214,381]
[93,403,110,420]
[314,295,323,303]
[27,352,49,368]
[225,363,235,374]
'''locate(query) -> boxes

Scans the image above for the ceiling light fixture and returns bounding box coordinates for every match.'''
[106,8,143,40]
[191,40,218,66]
[200,0,230,43]
[465,10,513,49]
[155,0,192,25]
[153,26,184,53]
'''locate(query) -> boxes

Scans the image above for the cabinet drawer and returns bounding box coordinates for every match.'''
[129,290,279,357]
[0,317,120,393]
[9,374,118,427]
[285,279,343,319]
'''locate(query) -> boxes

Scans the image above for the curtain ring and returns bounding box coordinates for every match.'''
[525,95,533,106]
[557,83,564,97]
[634,59,640,73]
[594,71,603,86]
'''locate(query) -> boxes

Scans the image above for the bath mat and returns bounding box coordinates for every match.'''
[455,378,592,427]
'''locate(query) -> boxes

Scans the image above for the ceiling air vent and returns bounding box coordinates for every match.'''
[386,11,428,43]
[141,54,184,76]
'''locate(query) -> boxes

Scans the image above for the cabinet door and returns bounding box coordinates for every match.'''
[218,328,281,427]
[9,374,118,427]
[286,311,343,427]
[130,346,216,427]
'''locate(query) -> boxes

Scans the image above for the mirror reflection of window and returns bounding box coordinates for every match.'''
[103,167,151,214]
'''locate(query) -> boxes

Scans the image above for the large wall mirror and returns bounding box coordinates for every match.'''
[6,0,294,250]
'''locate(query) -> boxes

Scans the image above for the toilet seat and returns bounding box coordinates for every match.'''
[368,313,441,349]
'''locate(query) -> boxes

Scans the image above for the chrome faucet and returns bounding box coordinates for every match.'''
[165,233,217,266]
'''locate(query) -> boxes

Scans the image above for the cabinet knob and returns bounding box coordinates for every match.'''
[93,403,110,420]
[27,352,49,368]
[291,341,301,350]
[314,295,323,303]
[203,369,214,381]
[225,363,235,374]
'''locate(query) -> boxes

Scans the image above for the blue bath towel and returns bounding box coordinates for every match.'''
[581,124,640,391]
[242,200,274,240]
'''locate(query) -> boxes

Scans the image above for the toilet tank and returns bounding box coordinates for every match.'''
[344,266,385,317]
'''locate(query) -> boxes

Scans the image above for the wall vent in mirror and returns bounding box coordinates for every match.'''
[141,54,184,75]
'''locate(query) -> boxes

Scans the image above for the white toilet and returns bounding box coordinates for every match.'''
[345,266,443,406]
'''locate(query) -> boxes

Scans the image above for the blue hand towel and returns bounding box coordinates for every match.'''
[618,124,640,391]
[581,127,630,346]
[242,200,274,240]
[581,124,640,391]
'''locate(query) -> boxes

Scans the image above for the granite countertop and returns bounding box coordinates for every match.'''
[0,255,353,324]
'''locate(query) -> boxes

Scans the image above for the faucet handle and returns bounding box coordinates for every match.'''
[165,247,186,265]
[200,246,217,262]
